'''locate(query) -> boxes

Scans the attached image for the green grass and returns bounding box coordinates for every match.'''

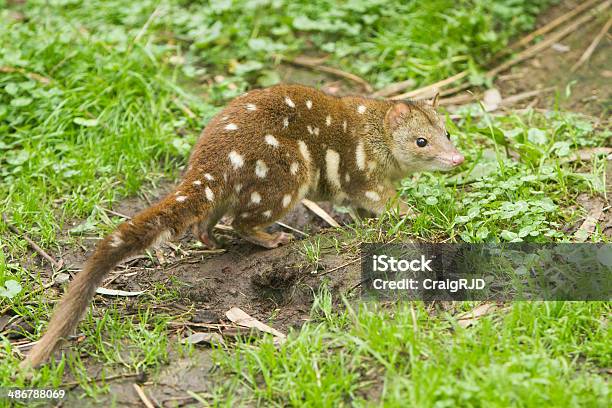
[0,0,609,406]
[215,292,610,407]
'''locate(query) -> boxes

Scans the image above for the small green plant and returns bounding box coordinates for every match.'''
[302,237,322,273]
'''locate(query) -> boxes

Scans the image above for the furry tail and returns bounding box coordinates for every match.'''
[22,192,204,367]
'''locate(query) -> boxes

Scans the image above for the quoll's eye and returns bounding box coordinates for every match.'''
[416,138,428,148]
[446,131,451,140]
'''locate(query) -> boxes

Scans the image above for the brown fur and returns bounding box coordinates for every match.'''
[23,84,463,367]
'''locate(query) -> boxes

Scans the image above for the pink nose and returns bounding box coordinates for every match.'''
[451,154,464,166]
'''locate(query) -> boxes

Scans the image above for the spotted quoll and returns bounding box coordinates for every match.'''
[23,84,464,367]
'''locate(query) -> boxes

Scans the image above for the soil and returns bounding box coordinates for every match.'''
[492,0,611,118]
[11,0,611,405]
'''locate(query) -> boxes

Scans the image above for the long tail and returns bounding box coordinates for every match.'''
[22,192,204,367]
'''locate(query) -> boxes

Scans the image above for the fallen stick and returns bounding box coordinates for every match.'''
[132,384,155,408]
[301,199,341,228]
[275,221,309,237]
[370,79,416,98]
[487,0,610,78]
[290,56,373,92]
[0,66,51,84]
[499,86,556,107]
[2,214,63,270]
[391,71,468,100]
[571,16,612,72]
[439,93,475,106]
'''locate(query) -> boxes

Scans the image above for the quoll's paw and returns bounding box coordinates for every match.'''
[242,230,294,249]
[272,231,294,247]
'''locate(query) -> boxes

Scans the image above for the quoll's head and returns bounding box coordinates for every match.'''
[384,95,464,172]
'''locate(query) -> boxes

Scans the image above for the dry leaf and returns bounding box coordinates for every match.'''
[182,332,225,346]
[574,200,605,242]
[96,287,144,297]
[457,303,496,328]
[225,307,286,340]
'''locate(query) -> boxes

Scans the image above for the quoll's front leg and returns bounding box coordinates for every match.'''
[352,184,414,218]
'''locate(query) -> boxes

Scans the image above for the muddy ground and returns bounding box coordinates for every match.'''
[8,0,611,406]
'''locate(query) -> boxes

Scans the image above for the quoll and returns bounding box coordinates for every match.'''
[23,84,464,367]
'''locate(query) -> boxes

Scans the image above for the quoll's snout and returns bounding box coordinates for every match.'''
[451,153,464,166]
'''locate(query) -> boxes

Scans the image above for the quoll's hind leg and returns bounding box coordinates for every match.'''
[193,205,225,248]
[231,184,304,249]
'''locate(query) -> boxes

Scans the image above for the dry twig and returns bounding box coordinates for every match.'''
[290,56,373,92]
[301,199,341,228]
[0,66,51,84]
[391,71,468,100]
[370,79,416,98]
[132,384,156,408]
[2,214,63,270]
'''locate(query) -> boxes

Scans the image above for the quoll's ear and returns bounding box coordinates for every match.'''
[431,92,440,109]
[385,102,412,130]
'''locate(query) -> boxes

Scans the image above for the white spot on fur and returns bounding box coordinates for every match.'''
[367,161,377,174]
[357,105,366,114]
[365,191,380,201]
[221,115,229,121]
[306,100,312,109]
[234,183,243,193]
[282,194,292,208]
[290,162,299,175]
[110,232,123,248]
[240,212,249,218]
[313,127,319,136]
[297,182,310,199]
[251,191,261,204]
[283,117,289,128]
[265,134,279,147]
[307,125,313,135]
[298,140,311,162]
[343,120,347,133]
[345,173,351,183]
[152,230,172,248]
[262,210,272,218]
[245,103,257,111]
[205,186,214,202]
[355,140,366,170]
[193,180,202,186]
[228,150,244,169]
[176,195,187,202]
[326,115,331,126]
[225,123,238,131]
[255,160,268,178]
[285,96,295,108]
[325,149,342,190]
[204,173,214,181]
